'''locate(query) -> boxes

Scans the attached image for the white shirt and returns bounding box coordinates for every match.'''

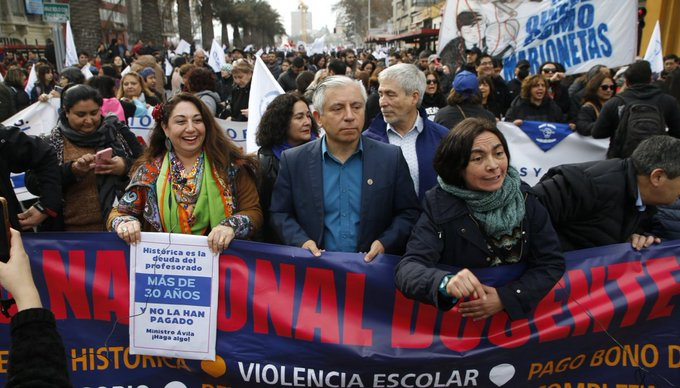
[386,115,424,195]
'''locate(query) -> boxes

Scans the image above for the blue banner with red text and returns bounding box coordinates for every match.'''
[0,233,678,388]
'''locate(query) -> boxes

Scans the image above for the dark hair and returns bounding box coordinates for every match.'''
[632,135,680,179]
[4,67,26,88]
[581,72,614,108]
[360,60,375,72]
[624,60,652,85]
[86,75,117,98]
[663,54,678,62]
[186,67,217,92]
[520,74,546,100]
[328,59,346,75]
[295,71,315,94]
[446,89,482,105]
[100,64,120,79]
[77,51,90,58]
[60,66,86,85]
[476,54,493,66]
[256,92,318,149]
[433,118,509,187]
[137,93,255,181]
[478,74,495,93]
[36,63,54,87]
[62,84,103,112]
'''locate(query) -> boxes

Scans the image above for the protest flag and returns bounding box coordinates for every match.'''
[245,55,284,153]
[24,62,38,96]
[64,21,78,67]
[208,39,227,73]
[643,20,664,75]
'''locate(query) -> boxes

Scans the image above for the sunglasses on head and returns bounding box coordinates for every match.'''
[426,79,438,85]
[600,84,615,91]
[542,68,557,74]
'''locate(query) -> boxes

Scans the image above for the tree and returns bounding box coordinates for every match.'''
[69,0,102,54]
[177,0,192,42]
[141,0,163,47]
[214,0,284,49]
[198,0,214,48]
[333,0,392,44]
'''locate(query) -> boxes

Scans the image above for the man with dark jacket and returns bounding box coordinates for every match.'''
[533,135,680,251]
[592,60,680,156]
[0,82,16,121]
[278,56,305,92]
[0,125,62,230]
[364,64,449,199]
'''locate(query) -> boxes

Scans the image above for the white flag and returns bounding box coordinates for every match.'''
[165,57,173,76]
[176,39,191,55]
[255,48,264,58]
[643,21,664,75]
[246,55,284,153]
[208,39,226,73]
[24,62,38,96]
[64,21,78,67]
[121,65,131,76]
[308,36,326,55]
[81,65,94,80]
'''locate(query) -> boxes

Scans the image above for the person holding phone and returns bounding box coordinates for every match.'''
[0,228,72,386]
[0,125,62,231]
[41,84,144,231]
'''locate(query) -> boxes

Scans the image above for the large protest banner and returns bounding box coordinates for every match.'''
[0,233,678,387]
[438,0,638,79]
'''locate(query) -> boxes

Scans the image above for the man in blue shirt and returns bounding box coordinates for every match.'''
[270,76,421,262]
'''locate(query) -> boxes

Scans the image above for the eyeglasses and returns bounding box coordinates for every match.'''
[479,61,493,66]
[426,79,438,85]
[600,84,615,91]
[542,68,557,74]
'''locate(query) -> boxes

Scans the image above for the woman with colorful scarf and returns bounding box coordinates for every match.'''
[42,84,143,231]
[394,118,565,321]
[108,93,262,253]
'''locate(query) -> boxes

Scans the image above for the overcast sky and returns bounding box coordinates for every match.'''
[264,0,339,36]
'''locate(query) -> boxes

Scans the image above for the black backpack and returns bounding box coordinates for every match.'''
[608,94,667,158]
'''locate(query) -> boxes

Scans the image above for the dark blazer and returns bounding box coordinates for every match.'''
[269,137,421,254]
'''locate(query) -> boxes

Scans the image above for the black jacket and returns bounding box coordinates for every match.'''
[505,97,566,123]
[574,103,599,136]
[230,82,250,122]
[256,147,280,244]
[394,184,565,320]
[7,308,72,387]
[434,103,496,130]
[0,125,62,229]
[591,83,680,141]
[533,158,655,251]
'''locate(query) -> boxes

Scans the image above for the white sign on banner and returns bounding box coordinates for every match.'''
[438,0,637,78]
[497,121,609,186]
[127,115,248,152]
[129,232,219,360]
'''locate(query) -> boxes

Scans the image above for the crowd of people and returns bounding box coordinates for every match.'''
[1,38,680,385]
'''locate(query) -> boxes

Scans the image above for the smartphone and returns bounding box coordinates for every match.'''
[54,85,64,93]
[95,148,113,165]
[0,197,10,263]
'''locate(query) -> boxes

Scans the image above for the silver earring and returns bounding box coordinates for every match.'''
[165,137,172,151]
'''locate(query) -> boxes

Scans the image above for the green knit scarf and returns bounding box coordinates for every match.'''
[437,166,525,240]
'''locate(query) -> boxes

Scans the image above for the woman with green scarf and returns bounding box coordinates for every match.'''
[394,118,564,321]
[108,93,262,253]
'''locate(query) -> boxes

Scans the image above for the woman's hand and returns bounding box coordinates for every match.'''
[457,285,504,320]
[94,156,127,176]
[0,229,42,311]
[116,220,142,244]
[208,225,235,254]
[445,268,486,300]
[71,154,96,177]
[17,206,48,230]
[513,119,523,126]
[38,93,51,102]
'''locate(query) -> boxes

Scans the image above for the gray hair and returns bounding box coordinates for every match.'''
[632,135,680,178]
[378,63,426,106]
[312,75,367,114]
